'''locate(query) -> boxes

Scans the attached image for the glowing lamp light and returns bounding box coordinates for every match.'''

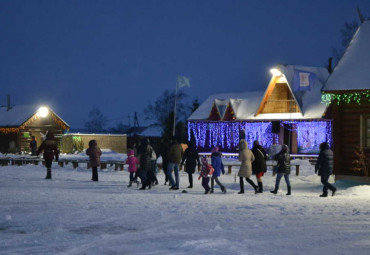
[37,106,49,118]
[270,68,282,76]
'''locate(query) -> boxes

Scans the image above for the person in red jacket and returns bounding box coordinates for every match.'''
[37,132,59,179]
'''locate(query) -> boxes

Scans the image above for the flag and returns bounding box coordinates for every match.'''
[292,69,316,92]
[177,75,190,88]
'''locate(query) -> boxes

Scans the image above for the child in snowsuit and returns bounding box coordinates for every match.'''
[210,147,226,194]
[86,140,102,182]
[126,149,139,187]
[198,156,213,194]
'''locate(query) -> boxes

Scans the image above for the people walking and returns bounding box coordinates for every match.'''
[137,138,153,190]
[210,147,226,194]
[37,132,59,179]
[148,147,159,186]
[181,140,200,188]
[270,144,291,195]
[315,142,337,197]
[198,156,213,194]
[251,140,267,193]
[126,149,139,187]
[167,139,184,190]
[159,137,171,185]
[86,140,102,182]
[238,139,258,194]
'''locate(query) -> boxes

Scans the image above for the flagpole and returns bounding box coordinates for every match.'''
[173,77,179,138]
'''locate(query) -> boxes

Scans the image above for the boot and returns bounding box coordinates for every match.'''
[139,184,146,190]
[332,188,337,197]
[270,186,278,194]
[238,178,244,194]
[221,186,227,194]
[210,189,214,194]
[257,182,263,193]
[45,169,52,179]
[246,178,258,194]
[127,181,132,187]
[320,193,328,197]
[286,186,291,196]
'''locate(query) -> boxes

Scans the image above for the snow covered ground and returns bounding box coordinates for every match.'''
[1,153,370,255]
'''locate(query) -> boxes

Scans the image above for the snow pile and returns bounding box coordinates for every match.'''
[0,151,369,255]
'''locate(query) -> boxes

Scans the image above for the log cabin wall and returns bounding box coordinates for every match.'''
[262,83,299,113]
[329,99,370,176]
[19,114,65,153]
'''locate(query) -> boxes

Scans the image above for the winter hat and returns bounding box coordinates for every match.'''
[88,139,97,148]
[281,144,289,152]
[211,146,219,153]
[127,149,134,156]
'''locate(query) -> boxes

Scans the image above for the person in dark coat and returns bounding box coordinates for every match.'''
[137,138,153,190]
[37,132,59,179]
[251,140,267,193]
[270,144,291,195]
[159,137,171,185]
[315,142,337,197]
[29,136,37,156]
[86,140,102,181]
[210,147,226,194]
[167,140,184,190]
[180,140,200,188]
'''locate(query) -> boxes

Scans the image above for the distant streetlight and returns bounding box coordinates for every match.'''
[37,106,49,118]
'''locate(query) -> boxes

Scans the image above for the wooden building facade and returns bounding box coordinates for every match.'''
[322,20,370,180]
[0,105,69,154]
[188,64,331,153]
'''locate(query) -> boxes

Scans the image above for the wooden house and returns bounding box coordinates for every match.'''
[188,64,331,153]
[322,20,370,181]
[0,104,69,154]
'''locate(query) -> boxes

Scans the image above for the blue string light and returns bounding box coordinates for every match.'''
[188,120,332,153]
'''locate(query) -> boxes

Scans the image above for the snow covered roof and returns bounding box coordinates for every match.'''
[0,104,69,128]
[323,20,370,91]
[189,64,329,121]
[139,125,163,137]
[268,64,329,119]
[188,91,265,120]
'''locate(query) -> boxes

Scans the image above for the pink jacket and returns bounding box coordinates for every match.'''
[126,150,139,173]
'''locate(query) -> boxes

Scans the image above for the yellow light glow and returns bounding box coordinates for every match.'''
[270,68,282,76]
[37,106,49,118]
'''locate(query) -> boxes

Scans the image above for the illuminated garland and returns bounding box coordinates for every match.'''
[188,120,332,153]
[322,90,370,105]
[0,127,20,133]
[51,114,69,130]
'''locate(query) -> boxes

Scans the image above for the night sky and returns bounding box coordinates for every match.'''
[1,0,370,129]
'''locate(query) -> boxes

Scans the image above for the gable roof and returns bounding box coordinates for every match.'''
[188,91,265,120]
[323,20,370,91]
[0,104,70,128]
[261,64,329,119]
[189,64,329,121]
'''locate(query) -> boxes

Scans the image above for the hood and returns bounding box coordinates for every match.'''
[239,139,248,150]
[127,149,134,156]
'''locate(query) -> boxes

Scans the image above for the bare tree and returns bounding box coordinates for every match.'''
[84,106,108,133]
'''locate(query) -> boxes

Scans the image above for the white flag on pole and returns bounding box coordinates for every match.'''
[177,76,190,88]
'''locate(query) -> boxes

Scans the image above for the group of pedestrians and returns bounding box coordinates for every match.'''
[35,132,337,197]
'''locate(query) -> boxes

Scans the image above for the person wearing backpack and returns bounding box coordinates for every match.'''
[251,140,267,193]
